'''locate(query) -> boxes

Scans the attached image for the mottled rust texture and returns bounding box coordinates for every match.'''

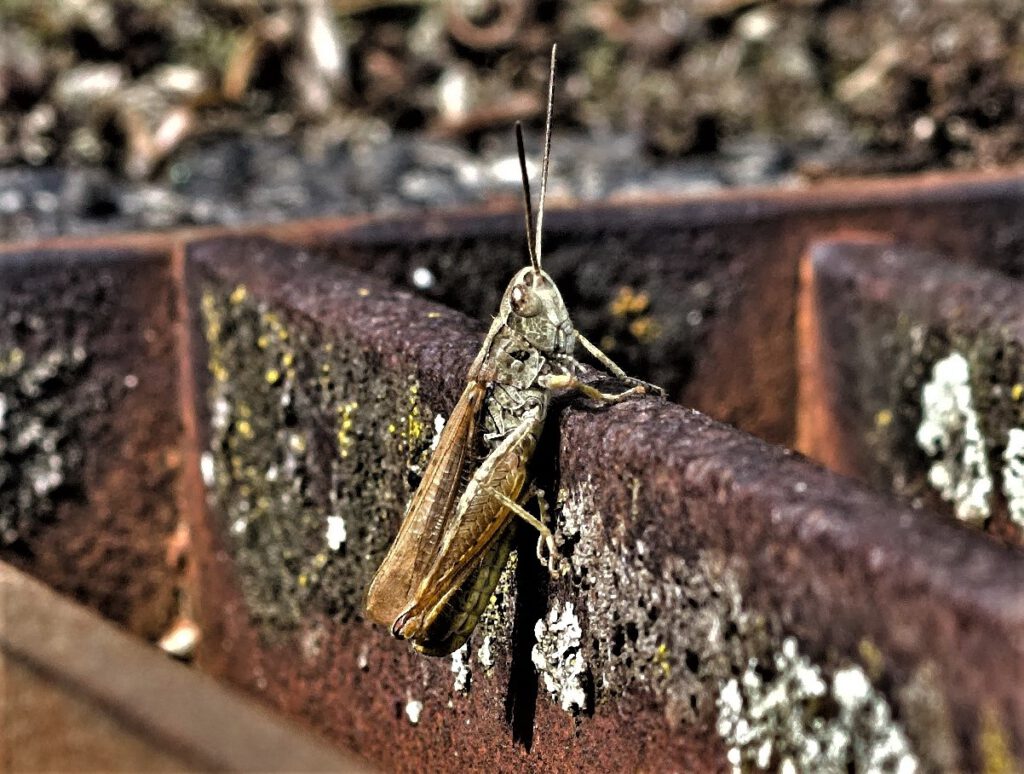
[803,239,1024,547]
[0,244,183,638]
[557,386,1024,771]
[187,235,1023,772]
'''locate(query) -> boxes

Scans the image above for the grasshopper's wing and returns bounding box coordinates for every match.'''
[397,407,542,640]
[364,381,485,627]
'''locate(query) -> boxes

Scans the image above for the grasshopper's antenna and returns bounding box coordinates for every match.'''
[515,121,540,272]
[534,43,556,270]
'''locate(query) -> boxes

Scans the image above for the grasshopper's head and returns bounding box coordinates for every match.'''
[499,265,574,355]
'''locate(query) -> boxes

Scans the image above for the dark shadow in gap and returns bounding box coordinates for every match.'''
[503,519,548,750]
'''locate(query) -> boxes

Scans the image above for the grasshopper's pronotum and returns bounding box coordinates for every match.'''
[365,45,661,655]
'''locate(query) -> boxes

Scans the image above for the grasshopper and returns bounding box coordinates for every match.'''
[365,45,660,656]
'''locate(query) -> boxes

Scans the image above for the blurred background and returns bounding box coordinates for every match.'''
[1,0,1022,240]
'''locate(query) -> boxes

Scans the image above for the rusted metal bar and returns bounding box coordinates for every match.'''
[0,561,370,772]
[186,234,1024,772]
[0,242,185,640]
[314,170,1024,448]
[798,237,1024,547]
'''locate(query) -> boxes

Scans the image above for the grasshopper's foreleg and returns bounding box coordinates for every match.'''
[484,485,561,573]
[540,372,645,404]
[574,331,666,397]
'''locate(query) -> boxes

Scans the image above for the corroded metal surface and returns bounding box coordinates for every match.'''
[186,234,1023,772]
[799,238,1024,547]
[0,243,184,639]
[3,171,1024,770]
[0,561,371,772]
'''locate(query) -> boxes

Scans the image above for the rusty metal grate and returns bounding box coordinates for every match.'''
[1,170,1023,771]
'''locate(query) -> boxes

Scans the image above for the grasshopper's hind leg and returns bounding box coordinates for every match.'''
[531,487,561,572]
[485,485,561,573]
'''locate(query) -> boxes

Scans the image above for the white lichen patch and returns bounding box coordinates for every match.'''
[451,643,471,693]
[1001,428,1024,528]
[405,698,423,725]
[532,601,588,713]
[554,479,922,770]
[325,515,347,550]
[717,637,918,774]
[429,412,446,451]
[477,635,494,671]
[916,352,992,525]
[200,451,215,487]
[555,479,761,726]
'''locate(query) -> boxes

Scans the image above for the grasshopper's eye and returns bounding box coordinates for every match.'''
[511,284,541,317]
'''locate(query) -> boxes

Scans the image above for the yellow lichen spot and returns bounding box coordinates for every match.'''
[387,422,397,434]
[321,362,331,374]
[610,286,650,317]
[336,400,359,459]
[236,419,253,439]
[211,362,229,383]
[229,284,248,304]
[265,368,281,384]
[401,381,425,444]
[1012,383,1024,401]
[281,352,294,368]
[857,638,885,682]
[257,335,270,349]
[3,346,25,374]
[874,409,894,429]
[298,573,309,588]
[654,643,671,677]
[237,403,253,418]
[427,311,442,319]
[408,411,423,442]
[201,292,222,341]
[980,703,1016,774]
[313,552,328,568]
[628,316,662,342]
[261,311,289,341]
[357,287,371,297]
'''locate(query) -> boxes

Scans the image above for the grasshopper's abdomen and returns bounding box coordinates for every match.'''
[410,522,516,656]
